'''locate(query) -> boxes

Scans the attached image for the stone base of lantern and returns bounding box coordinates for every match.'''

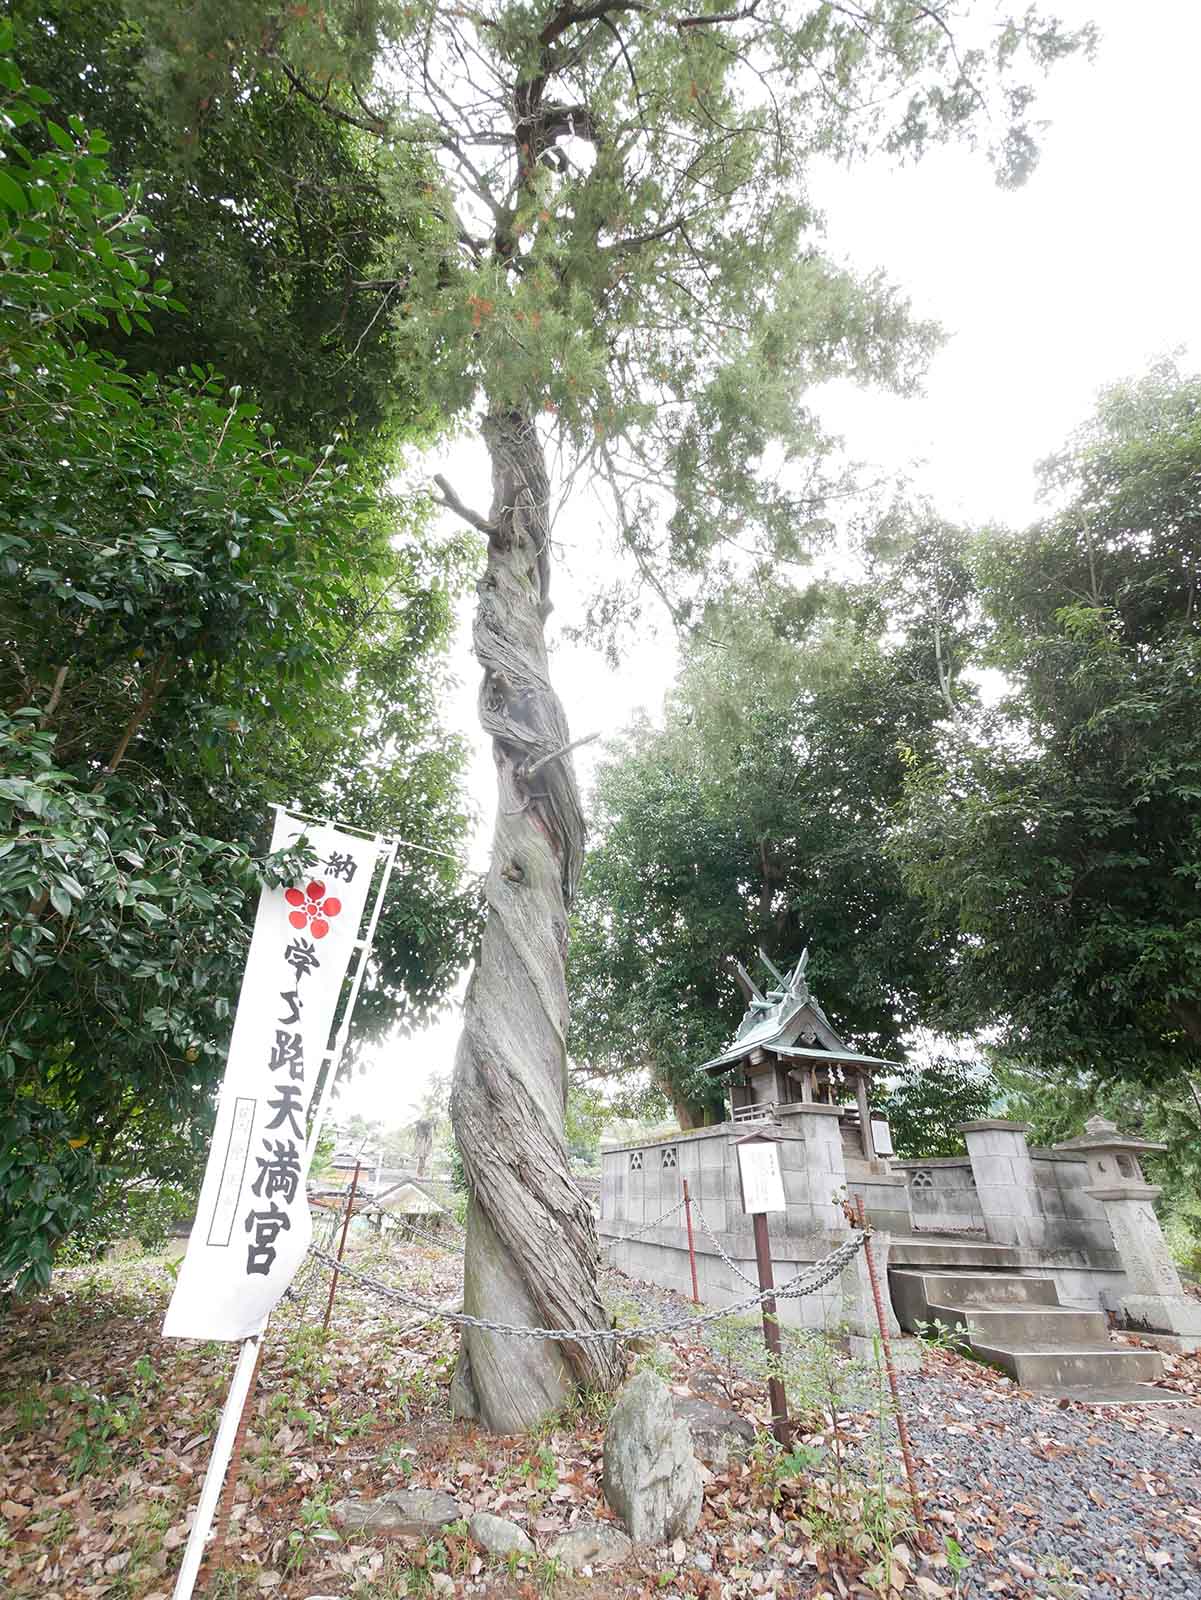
[1119,1293,1201,1351]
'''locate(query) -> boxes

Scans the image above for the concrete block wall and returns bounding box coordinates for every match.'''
[601,1128,732,1239]
[602,1226,854,1332]
[1029,1154,1116,1256]
[894,1159,984,1233]
[845,1171,913,1236]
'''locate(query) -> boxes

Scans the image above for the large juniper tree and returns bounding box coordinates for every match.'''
[135,0,1090,1429]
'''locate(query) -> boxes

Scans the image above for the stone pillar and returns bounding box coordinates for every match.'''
[854,1069,875,1163]
[599,1143,618,1223]
[1055,1117,1201,1350]
[959,1119,1045,1248]
[777,1103,850,1234]
[842,1230,901,1334]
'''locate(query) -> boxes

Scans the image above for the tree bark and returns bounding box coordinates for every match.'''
[449,412,623,1431]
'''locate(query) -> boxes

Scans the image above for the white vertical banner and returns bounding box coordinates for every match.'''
[164,811,381,1341]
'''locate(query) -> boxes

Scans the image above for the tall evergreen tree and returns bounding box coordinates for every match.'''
[129,0,1089,1428]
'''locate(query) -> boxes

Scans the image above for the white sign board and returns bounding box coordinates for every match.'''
[871,1118,895,1157]
[163,812,379,1341]
[737,1140,787,1214]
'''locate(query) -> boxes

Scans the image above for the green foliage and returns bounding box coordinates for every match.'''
[569,581,961,1119]
[11,0,442,456]
[0,33,474,1290]
[995,1060,1201,1270]
[893,362,1201,1107]
[563,1084,608,1168]
[874,1056,997,1159]
[121,0,1090,632]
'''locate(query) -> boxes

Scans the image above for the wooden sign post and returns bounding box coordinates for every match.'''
[735,1131,790,1445]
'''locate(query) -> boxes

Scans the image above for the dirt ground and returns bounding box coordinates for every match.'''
[2,1235,1199,1600]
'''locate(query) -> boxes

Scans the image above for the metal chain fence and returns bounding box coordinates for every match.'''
[386,1218,466,1254]
[282,1210,343,1310]
[685,1200,763,1289]
[600,1196,687,1251]
[308,1229,865,1345]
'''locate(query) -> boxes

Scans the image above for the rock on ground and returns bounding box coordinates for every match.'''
[602,1368,703,1543]
[467,1511,534,1558]
[331,1488,462,1536]
[673,1396,756,1467]
[547,1520,634,1571]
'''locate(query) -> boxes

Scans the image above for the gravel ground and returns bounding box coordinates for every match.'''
[899,1370,1201,1599]
[604,1260,1201,1599]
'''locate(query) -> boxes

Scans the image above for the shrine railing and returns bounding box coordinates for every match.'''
[731,1102,778,1124]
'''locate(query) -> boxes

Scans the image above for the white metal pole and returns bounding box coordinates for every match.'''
[171,1322,266,1600]
[303,836,398,1171]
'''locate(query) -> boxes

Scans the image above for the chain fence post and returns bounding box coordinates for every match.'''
[751,1211,791,1445]
[682,1178,700,1304]
[309,1228,865,1344]
[854,1193,923,1526]
[323,1159,361,1334]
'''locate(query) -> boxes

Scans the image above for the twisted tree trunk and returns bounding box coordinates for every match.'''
[449,413,623,1431]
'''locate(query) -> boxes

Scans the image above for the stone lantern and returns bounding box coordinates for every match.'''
[1054,1116,1201,1349]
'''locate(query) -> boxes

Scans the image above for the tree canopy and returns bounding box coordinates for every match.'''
[12,0,443,455]
[0,29,476,1290]
[568,574,979,1124]
[573,364,1201,1170]
[894,360,1201,1100]
[125,0,1092,618]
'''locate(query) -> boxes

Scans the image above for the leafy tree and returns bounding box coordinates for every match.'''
[874,1056,997,1159]
[894,363,1201,1109]
[11,0,441,455]
[0,35,474,1290]
[569,581,965,1123]
[563,1084,609,1169]
[130,0,1089,1429]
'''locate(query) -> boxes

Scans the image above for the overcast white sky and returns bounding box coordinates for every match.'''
[341,0,1201,1130]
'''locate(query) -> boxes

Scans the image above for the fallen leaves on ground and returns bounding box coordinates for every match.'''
[2,1243,1200,1598]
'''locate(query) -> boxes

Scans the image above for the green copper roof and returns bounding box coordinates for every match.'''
[700,1041,900,1073]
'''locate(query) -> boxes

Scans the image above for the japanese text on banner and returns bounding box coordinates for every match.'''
[163,813,379,1341]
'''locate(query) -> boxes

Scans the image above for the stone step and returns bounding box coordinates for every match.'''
[888,1262,1167,1392]
[890,1268,1060,1330]
[894,1270,1061,1310]
[926,1300,1111,1350]
[890,1238,1026,1269]
[967,1340,1164,1390]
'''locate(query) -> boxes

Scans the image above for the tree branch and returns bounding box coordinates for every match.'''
[39,665,68,728]
[275,59,387,136]
[94,655,171,787]
[434,475,497,535]
[520,731,600,780]
[678,0,762,26]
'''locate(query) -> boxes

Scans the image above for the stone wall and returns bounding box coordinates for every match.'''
[892,1158,984,1233]
[1028,1153,1115,1256]
[599,1112,1142,1326]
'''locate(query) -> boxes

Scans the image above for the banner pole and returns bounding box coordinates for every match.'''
[171,1325,266,1600]
[206,1339,266,1569]
[171,821,398,1598]
[303,835,397,1170]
